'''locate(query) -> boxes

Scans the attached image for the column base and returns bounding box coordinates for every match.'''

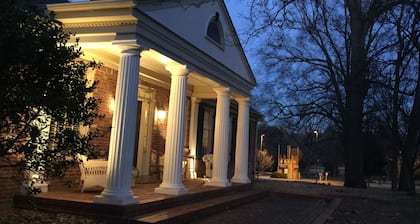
[231,176,251,184]
[154,186,188,195]
[205,179,232,187]
[93,193,139,205]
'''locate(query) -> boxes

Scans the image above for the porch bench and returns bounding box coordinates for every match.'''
[77,154,108,192]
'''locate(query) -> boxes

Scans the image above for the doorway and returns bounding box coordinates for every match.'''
[133,86,155,183]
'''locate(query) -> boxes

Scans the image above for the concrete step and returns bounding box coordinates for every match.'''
[131,190,268,224]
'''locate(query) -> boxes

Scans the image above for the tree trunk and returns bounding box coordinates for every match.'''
[391,147,399,191]
[399,140,417,194]
[399,52,420,195]
[344,0,367,188]
[343,90,366,188]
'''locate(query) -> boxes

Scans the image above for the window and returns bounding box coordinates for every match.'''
[206,12,223,46]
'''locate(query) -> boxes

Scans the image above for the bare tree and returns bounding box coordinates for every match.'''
[397,4,420,193]
[371,3,420,193]
[246,0,415,188]
[256,149,274,173]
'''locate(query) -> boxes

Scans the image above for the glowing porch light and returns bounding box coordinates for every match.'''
[109,97,115,112]
[156,109,167,120]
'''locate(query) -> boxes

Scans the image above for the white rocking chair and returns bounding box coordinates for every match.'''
[76,154,108,192]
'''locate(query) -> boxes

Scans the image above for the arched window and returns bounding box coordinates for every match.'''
[206,12,223,46]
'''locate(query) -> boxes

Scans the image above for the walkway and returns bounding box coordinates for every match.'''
[198,176,420,224]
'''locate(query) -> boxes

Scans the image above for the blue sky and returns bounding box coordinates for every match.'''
[224,0,263,83]
[225,0,247,30]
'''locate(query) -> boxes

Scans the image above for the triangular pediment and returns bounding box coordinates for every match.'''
[139,0,256,86]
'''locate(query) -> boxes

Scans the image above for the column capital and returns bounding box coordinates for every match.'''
[165,62,189,76]
[115,45,149,56]
[235,97,250,104]
[213,87,230,96]
[191,96,201,104]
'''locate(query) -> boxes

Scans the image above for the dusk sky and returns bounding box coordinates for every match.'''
[225,0,263,83]
[225,0,247,30]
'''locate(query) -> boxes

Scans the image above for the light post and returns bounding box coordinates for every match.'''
[313,130,319,142]
[260,134,265,151]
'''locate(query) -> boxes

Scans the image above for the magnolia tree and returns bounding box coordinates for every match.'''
[0,0,100,187]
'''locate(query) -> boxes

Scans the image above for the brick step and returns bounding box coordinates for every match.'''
[131,190,268,224]
[14,183,254,221]
[125,183,252,217]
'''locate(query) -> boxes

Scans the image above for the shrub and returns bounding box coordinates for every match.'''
[270,172,287,178]
[256,149,274,172]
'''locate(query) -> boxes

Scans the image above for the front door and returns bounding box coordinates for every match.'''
[133,87,154,182]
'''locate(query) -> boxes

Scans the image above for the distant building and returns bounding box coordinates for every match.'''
[277,145,301,179]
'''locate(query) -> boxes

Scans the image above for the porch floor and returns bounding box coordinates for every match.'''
[15,178,257,223]
[38,178,220,204]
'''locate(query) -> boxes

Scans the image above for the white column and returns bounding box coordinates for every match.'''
[232,97,251,183]
[154,62,189,195]
[94,47,141,205]
[187,96,200,179]
[206,87,231,187]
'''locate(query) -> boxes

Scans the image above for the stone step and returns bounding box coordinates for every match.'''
[131,190,268,224]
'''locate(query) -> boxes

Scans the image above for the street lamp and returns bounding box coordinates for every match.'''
[260,134,265,151]
[313,130,319,142]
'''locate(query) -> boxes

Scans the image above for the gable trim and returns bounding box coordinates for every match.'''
[135,8,256,97]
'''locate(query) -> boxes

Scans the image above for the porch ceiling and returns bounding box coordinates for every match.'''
[82,47,220,98]
[47,0,251,99]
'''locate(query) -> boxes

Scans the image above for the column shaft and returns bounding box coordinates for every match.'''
[232,98,251,183]
[206,88,231,187]
[187,97,200,179]
[154,62,189,195]
[94,47,140,205]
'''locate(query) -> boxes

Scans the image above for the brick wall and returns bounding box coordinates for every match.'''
[0,162,20,208]
[0,160,82,208]
[90,66,118,157]
[48,165,80,190]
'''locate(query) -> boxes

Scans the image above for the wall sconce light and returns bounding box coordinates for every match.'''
[155,103,166,120]
[109,97,115,112]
